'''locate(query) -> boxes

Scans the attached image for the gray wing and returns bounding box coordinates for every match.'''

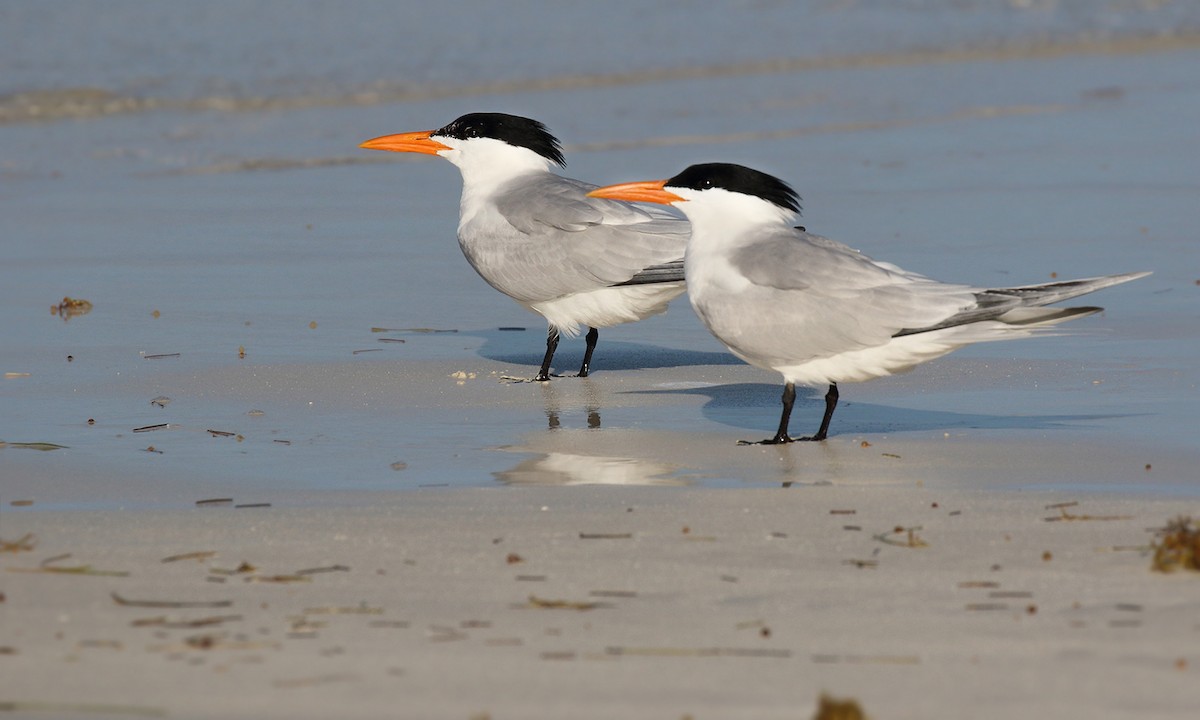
[714,229,980,362]
[498,174,684,233]
[720,229,1146,364]
[477,174,689,302]
[731,230,980,333]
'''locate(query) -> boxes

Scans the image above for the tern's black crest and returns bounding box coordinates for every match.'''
[666,163,801,214]
[433,113,566,167]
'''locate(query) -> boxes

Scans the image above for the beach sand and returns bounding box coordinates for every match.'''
[3,485,1198,720]
[3,353,1198,718]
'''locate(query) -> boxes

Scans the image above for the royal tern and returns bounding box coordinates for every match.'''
[361,113,689,380]
[589,163,1150,444]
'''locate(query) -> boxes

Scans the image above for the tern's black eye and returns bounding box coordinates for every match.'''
[433,112,566,166]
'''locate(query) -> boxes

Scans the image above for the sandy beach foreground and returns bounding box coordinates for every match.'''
[2,485,1197,719]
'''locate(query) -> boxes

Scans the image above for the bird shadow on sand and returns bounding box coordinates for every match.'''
[470,329,743,372]
[626,382,1138,436]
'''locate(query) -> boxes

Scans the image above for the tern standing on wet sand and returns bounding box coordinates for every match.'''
[589,163,1150,444]
[361,113,690,381]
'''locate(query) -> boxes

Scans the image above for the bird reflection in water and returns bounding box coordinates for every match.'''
[541,378,602,430]
[509,379,690,485]
[496,451,688,486]
[546,408,601,430]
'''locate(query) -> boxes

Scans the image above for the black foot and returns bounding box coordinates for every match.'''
[737,433,827,446]
[738,434,793,446]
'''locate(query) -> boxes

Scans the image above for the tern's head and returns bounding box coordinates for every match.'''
[361,113,565,184]
[588,163,801,227]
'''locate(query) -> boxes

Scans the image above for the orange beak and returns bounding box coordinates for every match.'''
[587,179,685,205]
[359,130,452,155]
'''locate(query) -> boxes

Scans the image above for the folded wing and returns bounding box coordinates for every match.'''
[478,174,690,303]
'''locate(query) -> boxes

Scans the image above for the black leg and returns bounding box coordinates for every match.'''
[740,382,796,445]
[768,382,797,443]
[739,382,837,445]
[577,327,599,377]
[536,327,559,382]
[801,383,838,441]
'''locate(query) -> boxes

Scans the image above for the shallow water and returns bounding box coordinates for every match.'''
[5,1,1197,119]
[2,2,1198,505]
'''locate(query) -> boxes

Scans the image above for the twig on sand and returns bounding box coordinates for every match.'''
[0,441,68,451]
[0,701,165,717]
[131,615,243,629]
[0,533,36,553]
[874,526,928,548]
[161,551,216,563]
[111,592,232,609]
[294,564,350,575]
[524,595,610,611]
[1043,502,1132,522]
[7,553,128,577]
[842,559,878,569]
[245,574,310,584]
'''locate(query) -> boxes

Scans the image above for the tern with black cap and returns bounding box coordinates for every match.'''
[361,113,689,380]
[590,163,1149,444]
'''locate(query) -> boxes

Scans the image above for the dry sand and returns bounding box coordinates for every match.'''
[2,483,1198,719]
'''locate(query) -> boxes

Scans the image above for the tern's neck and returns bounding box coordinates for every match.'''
[682,196,800,254]
[444,141,556,203]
